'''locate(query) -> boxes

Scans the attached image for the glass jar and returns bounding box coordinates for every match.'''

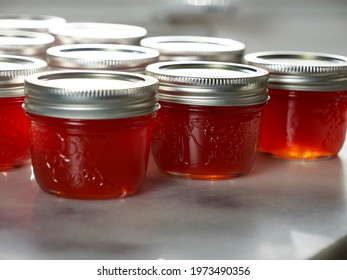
[49,22,147,46]
[46,44,159,73]
[140,36,245,62]
[146,61,269,179]
[244,51,347,160]
[0,55,47,170]
[0,29,55,59]
[24,70,159,199]
[0,14,66,33]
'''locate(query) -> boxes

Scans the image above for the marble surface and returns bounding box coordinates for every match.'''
[1,142,347,260]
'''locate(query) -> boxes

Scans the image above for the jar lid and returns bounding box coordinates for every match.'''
[0,55,47,97]
[24,70,159,119]
[0,14,66,32]
[0,30,55,56]
[140,36,245,62]
[145,61,269,106]
[46,44,160,72]
[244,51,347,91]
[49,22,147,45]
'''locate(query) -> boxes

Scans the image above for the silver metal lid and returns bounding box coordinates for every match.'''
[24,70,159,120]
[145,61,269,106]
[49,22,147,45]
[244,51,347,91]
[0,14,66,32]
[140,36,245,62]
[0,55,47,97]
[0,30,55,56]
[46,44,160,72]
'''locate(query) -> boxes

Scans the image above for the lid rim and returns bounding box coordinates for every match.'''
[146,61,269,85]
[49,22,147,44]
[140,36,245,61]
[140,36,245,52]
[24,70,159,119]
[46,44,160,69]
[0,30,54,55]
[0,14,66,31]
[0,54,47,97]
[145,61,269,106]
[244,51,347,91]
[0,54,47,78]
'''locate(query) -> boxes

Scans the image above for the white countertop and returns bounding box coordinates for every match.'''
[1,141,347,260]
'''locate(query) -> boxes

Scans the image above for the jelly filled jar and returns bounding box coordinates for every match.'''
[0,55,47,170]
[146,61,269,179]
[244,51,347,160]
[24,70,159,199]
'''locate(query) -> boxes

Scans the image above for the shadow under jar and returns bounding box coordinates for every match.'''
[0,55,47,171]
[24,70,159,199]
[146,61,269,179]
[244,51,347,160]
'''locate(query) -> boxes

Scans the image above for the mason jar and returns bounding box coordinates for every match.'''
[146,61,269,179]
[46,44,159,73]
[0,14,66,33]
[49,22,147,46]
[24,70,159,199]
[140,36,245,62]
[0,29,55,59]
[0,55,47,170]
[244,51,347,160]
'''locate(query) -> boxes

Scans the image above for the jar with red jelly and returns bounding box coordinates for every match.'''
[49,22,147,46]
[140,36,245,62]
[244,51,347,160]
[46,44,159,73]
[146,61,269,179]
[24,70,159,199]
[0,55,47,170]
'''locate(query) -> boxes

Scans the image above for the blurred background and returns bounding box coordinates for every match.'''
[1,0,347,56]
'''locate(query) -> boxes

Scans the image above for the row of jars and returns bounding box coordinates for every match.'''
[1,15,347,199]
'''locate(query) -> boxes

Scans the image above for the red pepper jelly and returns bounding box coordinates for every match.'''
[244,51,347,160]
[146,61,269,179]
[24,70,159,199]
[0,55,47,170]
